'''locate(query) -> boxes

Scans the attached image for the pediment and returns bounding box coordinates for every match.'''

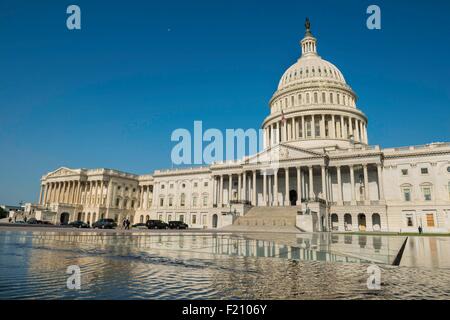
[245,143,324,165]
[45,167,80,178]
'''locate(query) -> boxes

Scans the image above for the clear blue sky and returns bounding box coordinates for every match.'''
[0,0,449,205]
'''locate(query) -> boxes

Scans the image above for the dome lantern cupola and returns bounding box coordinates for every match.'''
[300,18,318,57]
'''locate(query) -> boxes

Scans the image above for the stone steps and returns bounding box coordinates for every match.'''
[224,206,302,231]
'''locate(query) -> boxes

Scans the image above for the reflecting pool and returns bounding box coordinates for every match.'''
[0,230,449,299]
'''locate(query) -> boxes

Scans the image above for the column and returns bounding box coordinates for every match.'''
[363,164,370,202]
[252,170,257,206]
[268,175,272,206]
[320,114,325,138]
[284,167,290,206]
[296,167,302,205]
[273,169,278,206]
[349,118,354,140]
[311,116,316,138]
[321,166,326,200]
[357,120,362,143]
[377,164,385,200]
[331,115,336,139]
[340,116,344,139]
[309,166,314,199]
[238,173,242,201]
[242,172,247,202]
[38,185,43,204]
[337,166,343,203]
[219,175,224,206]
[263,171,267,206]
[106,181,113,207]
[350,165,356,203]
[301,116,305,139]
[228,174,233,204]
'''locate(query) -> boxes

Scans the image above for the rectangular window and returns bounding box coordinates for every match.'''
[406,216,414,227]
[306,121,312,137]
[169,198,173,206]
[426,213,435,227]
[159,198,164,206]
[204,182,208,187]
[401,169,408,176]
[192,215,196,224]
[421,168,429,174]
[203,196,208,206]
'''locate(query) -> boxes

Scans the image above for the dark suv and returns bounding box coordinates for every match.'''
[92,219,117,229]
[168,221,188,230]
[146,220,169,229]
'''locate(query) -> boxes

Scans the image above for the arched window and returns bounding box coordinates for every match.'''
[331,214,339,231]
[306,93,310,104]
[344,213,352,231]
[159,197,164,207]
[145,215,149,222]
[314,92,318,104]
[140,215,143,223]
[372,213,381,231]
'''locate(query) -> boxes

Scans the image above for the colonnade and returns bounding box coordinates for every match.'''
[212,163,384,207]
[264,114,368,148]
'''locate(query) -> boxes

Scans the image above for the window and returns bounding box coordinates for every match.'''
[182,183,186,188]
[421,168,429,175]
[422,186,432,201]
[179,215,184,223]
[192,196,198,207]
[403,187,411,202]
[322,92,326,103]
[203,196,208,206]
[314,92,318,104]
[204,182,208,187]
[170,184,173,189]
[180,193,185,207]
[192,215,197,224]
[194,182,198,187]
[161,185,165,189]
[169,196,173,207]
[447,166,450,173]
[115,198,120,207]
[401,169,408,176]
[159,197,164,206]
[159,214,163,221]
[406,215,414,227]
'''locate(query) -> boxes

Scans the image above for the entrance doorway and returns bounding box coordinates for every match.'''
[60,212,70,225]
[289,190,297,206]
[358,214,367,231]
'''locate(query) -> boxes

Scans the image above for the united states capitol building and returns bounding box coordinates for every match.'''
[29,21,450,233]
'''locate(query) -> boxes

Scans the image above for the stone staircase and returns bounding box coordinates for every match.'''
[222,206,302,233]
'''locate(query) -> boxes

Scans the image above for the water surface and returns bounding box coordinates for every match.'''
[0,230,449,299]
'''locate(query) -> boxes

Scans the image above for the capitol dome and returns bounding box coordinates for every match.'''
[277,55,346,90]
[262,19,368,151]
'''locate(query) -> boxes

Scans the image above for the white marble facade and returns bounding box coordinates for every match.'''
[31,22,450,232]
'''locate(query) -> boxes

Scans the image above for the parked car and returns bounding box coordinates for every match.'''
[68,220,89,228]
[132,223,148,229]
[40,221,53,225]
[146,220,169,229]
[27,218,39,224]
[168,221,188,230]
[92,219,117,229]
